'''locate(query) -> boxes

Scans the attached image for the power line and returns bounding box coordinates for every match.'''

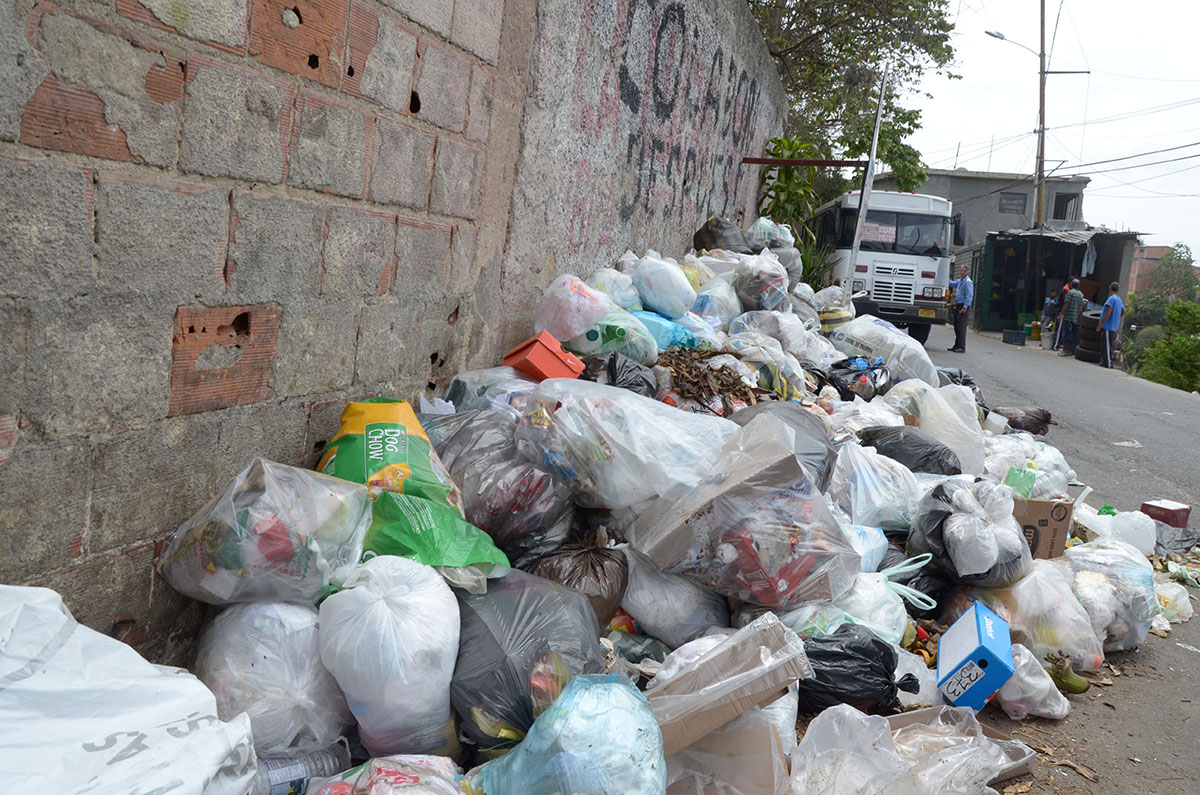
[1047,97,1200,132]
[1059,150,1200,178]
[1061,140,1200,171]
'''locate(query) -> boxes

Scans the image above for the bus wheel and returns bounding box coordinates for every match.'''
[907,323,931,345]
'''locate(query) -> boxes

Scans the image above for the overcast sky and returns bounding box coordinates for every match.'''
[904,0,1200,256]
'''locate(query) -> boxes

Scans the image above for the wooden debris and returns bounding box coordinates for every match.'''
[656,348,772,415]
[1047,758,1099,782]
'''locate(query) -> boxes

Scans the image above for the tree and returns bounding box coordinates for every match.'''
[1124,291,1170,330]
[1145,243,1198,301]
[1137,301,1200,392]
[749,1,956,190]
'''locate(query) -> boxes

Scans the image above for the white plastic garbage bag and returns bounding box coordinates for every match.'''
[586,267,642,310]
[829,315,939,386]
[1073,505,1156,556]
[533,275,615,341]
[1156,581,1193,623]
[0,585,257,794]
[1063,537,1158,651]
[634,253,697,318]
[995,643,1071,720]
[690,271,742,330]
[826,396,906,435]
[675,311,726,349]
[620,546,731,649]
[318,556,460,757]
[733,251,790,311]
[831,556,936,646]
[615,248,640,272]
[158,458,372,606]
[827,442,920,531]
[884,380,985,474]
[895,648,943,708]
[194,602,350,755]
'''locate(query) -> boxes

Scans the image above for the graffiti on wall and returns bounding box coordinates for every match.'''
[554,0,779,254]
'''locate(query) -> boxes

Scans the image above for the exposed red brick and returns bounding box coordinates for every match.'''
[377,251,398,294]
[68,532,84,559]
[20,77,132,161]
[116,0,247,55]
[111,613,151,647]
[342,0,377,99]
[169,304,281,417]
[0,414,16,465]
[144,61,185,104]
[250,0,349,89]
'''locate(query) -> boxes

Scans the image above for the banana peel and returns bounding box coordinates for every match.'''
[1046,651,1089,694]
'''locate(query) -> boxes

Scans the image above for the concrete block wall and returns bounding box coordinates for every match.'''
[0,0,784,664]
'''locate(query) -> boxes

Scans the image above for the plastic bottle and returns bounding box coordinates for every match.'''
[249,742,351,795]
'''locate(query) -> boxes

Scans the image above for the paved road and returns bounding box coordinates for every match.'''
[923,323,1200,793]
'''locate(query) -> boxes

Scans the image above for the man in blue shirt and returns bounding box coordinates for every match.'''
[1097,281,1125,369]
[947,264,973,352]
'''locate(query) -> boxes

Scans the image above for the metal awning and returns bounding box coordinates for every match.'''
[990,227,1141,246]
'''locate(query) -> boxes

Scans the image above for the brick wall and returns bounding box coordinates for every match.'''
[0,0,784,664]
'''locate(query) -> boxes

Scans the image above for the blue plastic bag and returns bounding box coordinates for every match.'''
[631,310,698,350]
[465,674,666,794]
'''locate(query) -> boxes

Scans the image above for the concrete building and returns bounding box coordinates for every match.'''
[0,0,786,662]
[874,168,1092,250]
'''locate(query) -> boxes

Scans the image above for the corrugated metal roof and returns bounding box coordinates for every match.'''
[992,227,1141,245]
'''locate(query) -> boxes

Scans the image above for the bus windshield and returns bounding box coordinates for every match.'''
[838,209,950,258]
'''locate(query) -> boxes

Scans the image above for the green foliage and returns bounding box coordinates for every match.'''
[1165,300,1200,336]
[758,137,840,287]
[1124,291,1170,330]
[1122,325,1164,372]
[1136,299,1200,391]
[749,0,956,185]
[1145,243,1198,301]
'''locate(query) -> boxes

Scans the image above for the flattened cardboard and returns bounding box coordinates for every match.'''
[1013,496,1073,559]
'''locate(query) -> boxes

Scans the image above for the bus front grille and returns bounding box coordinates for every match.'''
[873,279,914,304]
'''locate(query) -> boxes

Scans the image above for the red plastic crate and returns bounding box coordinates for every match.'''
[503,330,584,381]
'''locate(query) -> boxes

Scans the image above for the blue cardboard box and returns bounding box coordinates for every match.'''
[936,601,1015,710]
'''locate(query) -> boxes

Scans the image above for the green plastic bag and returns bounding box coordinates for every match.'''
[366,492,509,570]
[1004,466,1037,499]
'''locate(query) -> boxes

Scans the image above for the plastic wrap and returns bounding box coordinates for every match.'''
[528,545,629,626]
[451,570,606,753]
[620,546,731,649]
[909,477,1032,588]
[305,755,462,795]
[579,351,657,397]
[694,215,753,253]
[420,410,572,568]
[995,643,1071,720]
[0,585,257,794]
[516,379,739,510]
[895,649,943,708]
[829,315,939,386]
[965,559,1105,672]
[690,271,742,329]
[194,602,349,755]
[158,458,372,606]
[633,254,697,318]
[566,307,660,366]
[733,252,790,311]
[826,397,906,435]
[444,366,538,418]
[726,401,837,491]
[1156,581,1193,623]
[857,425,962,475]
[465,674,666,794]
[1063,537,1158,651]
[631,309,699,349]
[318,556,460,757]
[827,442,920,531]
[533,274,614,341]
[884,380,985,474]
[586,267,642,310]
[795,625,905,714]
[628,413,861,608]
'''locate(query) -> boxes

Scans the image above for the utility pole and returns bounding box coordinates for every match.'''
[846,62,891,306]
[1035,0,1047,227]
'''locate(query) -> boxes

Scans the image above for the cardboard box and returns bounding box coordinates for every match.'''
[1013,496,1073,559]
[647,614,811,757]
[886,707,1035,785]
[665,700,790,795]
[1141,499,1191,529]
[936,602,1014,711]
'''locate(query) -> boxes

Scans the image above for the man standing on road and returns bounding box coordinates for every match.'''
[1098,281,1125,369]
[1057,279,1085,356]
[947,264,973,352]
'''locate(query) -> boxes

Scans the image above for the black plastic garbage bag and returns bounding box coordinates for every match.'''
[579,352,657,399]
[726,401,838,492]
[991,406,1056,436]
[857,425,962,476]
[795,625,912,714]
[527,545,629,627]
[421,411,574,568]
[880,544,959,620]
[450,570,606,755]
[936,366,986,405]
[693,215,753,254]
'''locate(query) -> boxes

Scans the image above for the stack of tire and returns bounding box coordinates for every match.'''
[1075,309,1103,363]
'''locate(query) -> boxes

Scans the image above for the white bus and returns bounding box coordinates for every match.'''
[807,190,965,343]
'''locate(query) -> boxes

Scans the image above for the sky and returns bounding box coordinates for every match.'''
[903,0,1200,256]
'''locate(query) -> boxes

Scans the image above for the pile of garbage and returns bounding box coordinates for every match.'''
[4,214,1197,794]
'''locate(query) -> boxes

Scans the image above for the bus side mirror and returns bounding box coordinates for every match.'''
[953,213,965,246]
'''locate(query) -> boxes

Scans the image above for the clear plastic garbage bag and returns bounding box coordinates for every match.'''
[619,546,731,650]
[158,458,372,606]
[1156,581,1193,623]
[464,674,666,794]
[615,248,640,273]
[745,216,795,249]
[444,366,538,419]
[690,271,742,329]
[728,310,810,354]
[734,251,790,311]
[830,315,939,386]
[631,310,699,349]
[533,275,615,341]
[723,332,808,390]
[194,602,350,755]
[831,556,936,646]
[828,442,920,531]
[814,285,851,311]
[516,379,739,510]
[995,643,1071,720]
[451,570,606,755]
[586,267,642,311]
[0,585,257,794]
[675,311,725,349]
[1063,537,1158,651]
[726,401,838,492]
[884,380,985,475]
[895,648,944,708]
[827,396,906,436]
[1074,505,1156,556]
[318,556,461,757]
[566,307,660,366]
[634,254,697,319]
[306,755,462,795]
